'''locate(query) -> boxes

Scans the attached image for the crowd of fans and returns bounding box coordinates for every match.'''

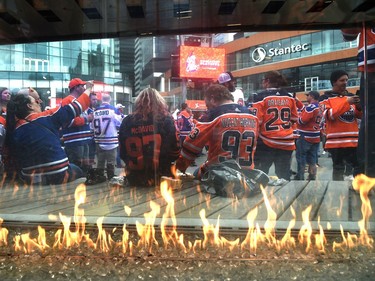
[0,67,365,190]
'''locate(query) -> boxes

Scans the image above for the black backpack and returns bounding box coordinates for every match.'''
[200,159,269,198]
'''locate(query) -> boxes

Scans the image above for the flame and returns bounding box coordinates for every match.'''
[241,207,259,253]
[262,186,277,246]
[352,174,375,247]
[160,181,186,252]
[13,225,50,253]
[0,218,8,246]
[136,200,160,253]
[279,207,296,250]
[2,173,373,256]
[298,205,313,252]
[314,217,326,253]
[121,224,130,253]
[200,209,222,249]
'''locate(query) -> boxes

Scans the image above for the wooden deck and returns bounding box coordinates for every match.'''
[0,175,373,232]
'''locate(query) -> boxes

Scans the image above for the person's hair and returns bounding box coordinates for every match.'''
[101,93,111,103]
[181,102,188,110]
[225,71,234,80]
[134,88,169,120]
[204,84,234,102]
[89,92,97,98]
[5,94,32,144]
[330,70,348,86]
[0,87,9,101]
[263,71,288,87]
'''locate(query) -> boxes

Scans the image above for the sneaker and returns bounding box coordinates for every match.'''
[344,175,354,181]
[85,168,107,185]
[109,176,125,187]
[269,178,288,186]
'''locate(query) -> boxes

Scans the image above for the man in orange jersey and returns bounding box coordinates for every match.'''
[319,70,362,181]
[176,84,259,179]
[342,26,375,177]
[250,71,298,181]
[295,91,322,180]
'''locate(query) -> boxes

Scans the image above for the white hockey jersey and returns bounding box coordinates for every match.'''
[93,103,122,150]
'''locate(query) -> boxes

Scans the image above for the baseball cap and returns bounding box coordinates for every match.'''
[306,91,320,100]
[116,103,125,109]
[217,72,232,84]
[69,78,86,89]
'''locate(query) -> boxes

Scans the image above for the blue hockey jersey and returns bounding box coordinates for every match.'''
[12,94,90,181]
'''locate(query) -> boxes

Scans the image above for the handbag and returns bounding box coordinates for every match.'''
[200,159,269,198]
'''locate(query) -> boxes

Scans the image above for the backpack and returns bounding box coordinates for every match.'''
[200,159,269,198]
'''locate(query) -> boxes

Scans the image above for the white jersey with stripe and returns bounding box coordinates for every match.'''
[93,103,122,150]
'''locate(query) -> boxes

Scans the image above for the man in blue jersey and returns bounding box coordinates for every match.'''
[5,82,94,185]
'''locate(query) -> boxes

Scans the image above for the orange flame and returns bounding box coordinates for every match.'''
[3,173,373,256]
[136,200,160,253]
[0,218,8,246]
[298,205,313,253]
[352,174,375,247]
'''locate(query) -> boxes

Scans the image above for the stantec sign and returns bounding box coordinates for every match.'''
[251,43,310,63]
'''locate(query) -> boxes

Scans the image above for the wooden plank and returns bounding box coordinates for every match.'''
[0,183,127,216]
[205,185,282,220]
[35,186,131,217]
[316,181,350,222]
[83,181,201,217]
[0,179,84,204]
[171,192,232,219]
[277,180,328,222]
[0,183,107,211]
[255,180,310,221]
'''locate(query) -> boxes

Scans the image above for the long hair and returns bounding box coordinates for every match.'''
[264,71,288,88]
[5,94,32,138]
[133,88,169,120]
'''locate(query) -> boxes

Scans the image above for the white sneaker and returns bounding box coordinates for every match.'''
[269,178,288,186]
[344,175,354,181]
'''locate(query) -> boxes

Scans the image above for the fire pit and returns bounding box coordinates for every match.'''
[0,175,374,280]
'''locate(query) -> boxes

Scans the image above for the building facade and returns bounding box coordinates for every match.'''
[0,29,360,112]
[222,29,360,101]
[0,38,132,112]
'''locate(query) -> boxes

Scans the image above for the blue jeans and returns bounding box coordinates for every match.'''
[295,137,319,180]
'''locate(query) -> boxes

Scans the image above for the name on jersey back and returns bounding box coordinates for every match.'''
[267,98,290,106]
[131,125,155,134]
[95,110,110,116]
[221,117,257,128]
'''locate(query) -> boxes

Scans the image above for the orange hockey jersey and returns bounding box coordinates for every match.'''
[319,95,362,149]
[177,110,259,174]
[250,91,298,150]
